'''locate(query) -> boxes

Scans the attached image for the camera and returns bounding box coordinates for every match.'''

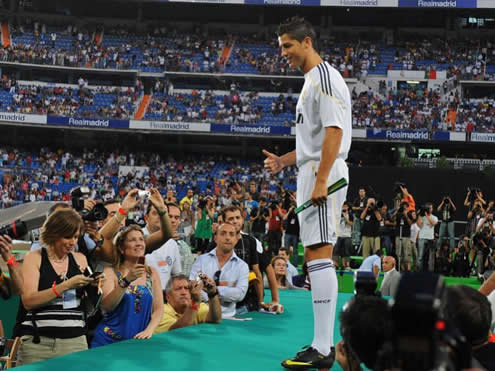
[418,204,429,217]
[0,220,28,239]
[71,186,108,222]
[467,187,481,203]
[137,190,150,199]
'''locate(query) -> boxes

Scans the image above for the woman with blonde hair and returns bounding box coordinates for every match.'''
[91,224,163,347]
[17,208,96,365]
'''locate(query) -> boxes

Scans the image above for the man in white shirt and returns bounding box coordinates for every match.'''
[145,202,182,290]
[417,203,438,272]
[189,223,249,318]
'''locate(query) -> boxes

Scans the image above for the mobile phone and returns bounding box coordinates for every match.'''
[90,270,103,278]
[137,256,145,265]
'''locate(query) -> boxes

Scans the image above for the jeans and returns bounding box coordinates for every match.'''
[418,238,435,272]
[284,233,299,266]
[437,221,455,250]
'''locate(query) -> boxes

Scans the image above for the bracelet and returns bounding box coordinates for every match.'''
[157,208,168,217]
[118,208,128,217]
[118,276,131,289]
[52,281,62,298]
[190,301,199,311]
[7,255,18,266]
[208,290,219,299]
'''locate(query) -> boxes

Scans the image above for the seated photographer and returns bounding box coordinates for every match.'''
[357,248,382,279]
[0,234,23,299]
[154,274,221,333]
[360,198,382,259]
[445,285,495,370]
[189,222,249,318]
[336,295,392,371]
[435,241,452,276]
[453,235,472,277]
[143,202,182,290]
[16,209,97,365]
[91,225,164,347]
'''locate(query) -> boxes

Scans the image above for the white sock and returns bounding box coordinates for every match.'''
[307,258,337,356]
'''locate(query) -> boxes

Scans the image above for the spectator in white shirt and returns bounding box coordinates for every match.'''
[417,203,438,272]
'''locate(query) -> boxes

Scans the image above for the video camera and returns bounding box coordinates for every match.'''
[71,186,108,222]
[0,220,28,239]
[375,273,473,371]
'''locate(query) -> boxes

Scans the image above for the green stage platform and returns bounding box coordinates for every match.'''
[11,290,352,371]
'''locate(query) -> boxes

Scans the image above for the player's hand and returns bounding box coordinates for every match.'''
[262,150,283,174]
[311,180,328,207]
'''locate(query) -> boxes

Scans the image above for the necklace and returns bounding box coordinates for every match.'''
[47,250,68,264]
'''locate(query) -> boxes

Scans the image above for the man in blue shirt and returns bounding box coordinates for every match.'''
[358,249,383,279]
[189,222,249,318]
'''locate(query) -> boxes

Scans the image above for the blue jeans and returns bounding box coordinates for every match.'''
[418,238,435,272]
[437,221,455,250]
[284,233,299,266]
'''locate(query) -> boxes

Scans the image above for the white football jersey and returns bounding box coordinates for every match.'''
[295,61,352,167]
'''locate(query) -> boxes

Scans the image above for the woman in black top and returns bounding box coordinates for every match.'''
[17,208,96,365]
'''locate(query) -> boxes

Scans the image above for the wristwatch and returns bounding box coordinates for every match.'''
[118,276,131,289]
[208,290,219,299]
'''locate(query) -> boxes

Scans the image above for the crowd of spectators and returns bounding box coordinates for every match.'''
[0,76,141,119]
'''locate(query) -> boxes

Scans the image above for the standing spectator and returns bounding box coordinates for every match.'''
[180,188,194,210]
[179,200,194,245]
[251,197,269,245]
[194,197,214,254]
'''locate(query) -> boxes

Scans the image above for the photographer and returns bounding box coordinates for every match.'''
[282,198,300,267]
[417,203,438,272]
[0,235,23,299]
[474,212,495,278]
[464,188,486,210]
[336,295,392,371]
[351,187,368,250]
[360,198,382,258]
[453,235,472,277]
[391,201,413,272]
[250,197,270,244]
[194,196,214,254]
[395,183,415,213]
[466,199,486,238]
[378,202,394,256]
[437,196,456,251]
[154,274,221,333]
[267,200,286,257]
[334,202,353,270]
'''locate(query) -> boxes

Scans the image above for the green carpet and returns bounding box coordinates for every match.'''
[13,290,353,371]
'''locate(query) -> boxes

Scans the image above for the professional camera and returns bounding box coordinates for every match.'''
[0,220,28,239]
[467,187,481,203]
[397,201,408,215]
[393,182,406,195]
[375,273,473,371]
[71,186,108,222]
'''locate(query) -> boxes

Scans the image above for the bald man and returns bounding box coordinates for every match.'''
[380,256,401,297]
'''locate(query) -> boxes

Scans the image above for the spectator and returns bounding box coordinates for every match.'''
[251,197,269,244]
[380,256,400,297]
[16,209,95,365]
[154,274,221,333]
[194,197,214,254]
[278,247,298,281]
[91,225,164,347]
[269,256,299,290]
[189,222,249,318]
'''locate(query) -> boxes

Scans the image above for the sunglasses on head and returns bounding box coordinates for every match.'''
[213,270,221,286]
